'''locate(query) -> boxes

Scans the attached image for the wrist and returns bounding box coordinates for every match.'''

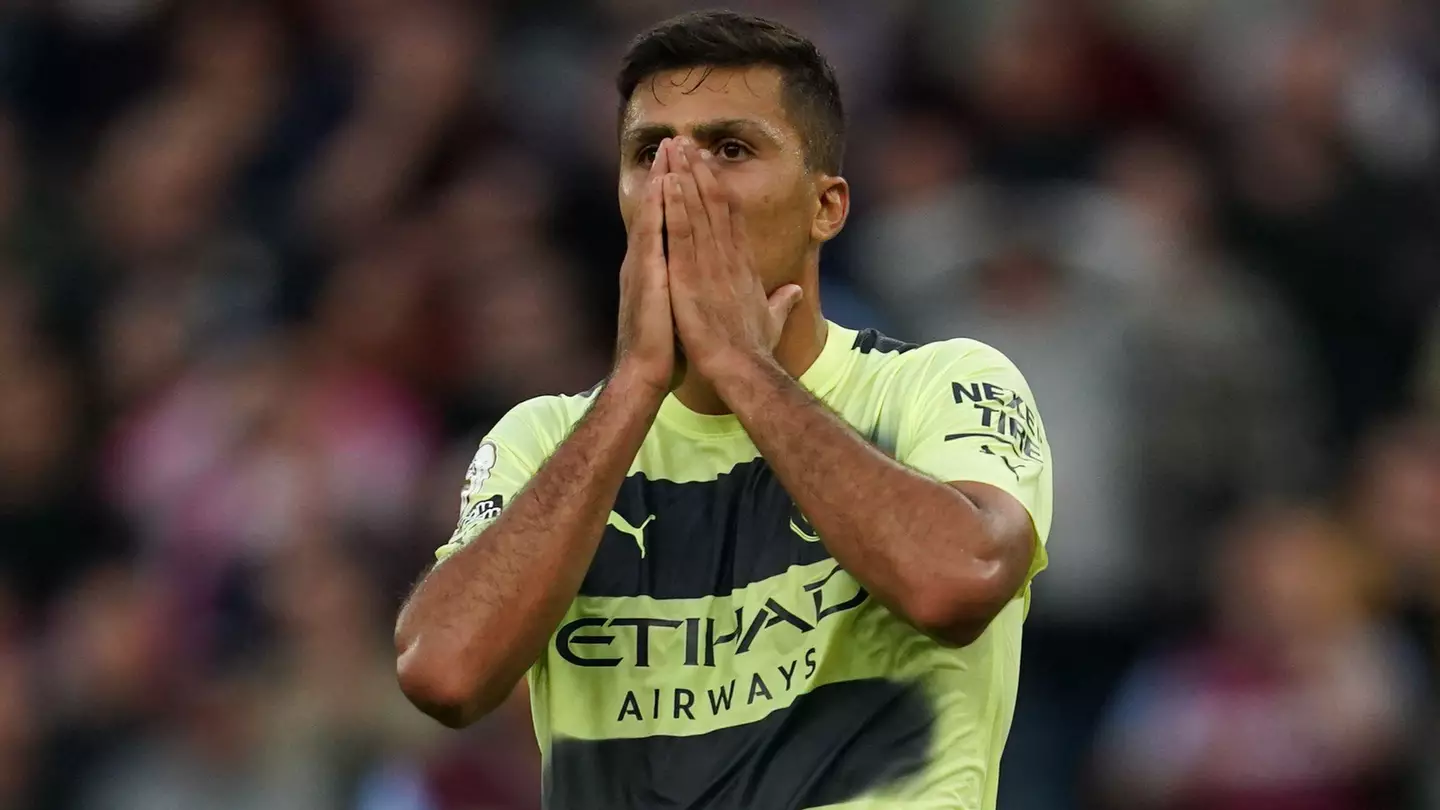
[608,359,673,409]
[704,349,784,404]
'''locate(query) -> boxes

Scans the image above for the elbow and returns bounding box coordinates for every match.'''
[906,604,992,648]
[900,572,1015,649]
[395,638,506,729]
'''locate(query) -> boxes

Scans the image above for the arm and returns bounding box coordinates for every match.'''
[660,137,1047,647]
[394,368,662,720]
[395,372,663,727]
[710,353,1039,646]
[397,150,678,727]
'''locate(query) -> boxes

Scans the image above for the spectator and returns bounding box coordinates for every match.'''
[1093,506,1420,810]
[0,626,36,810]
[33,564,174,809]
[0,342,129,620]
[1108,132,1326,620]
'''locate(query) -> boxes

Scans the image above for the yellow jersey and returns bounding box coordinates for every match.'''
[437,320,1052,809]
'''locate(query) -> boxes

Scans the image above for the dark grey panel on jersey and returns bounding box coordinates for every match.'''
[851,328,919,355]
[543,678,933,810]
[588,459,832,600]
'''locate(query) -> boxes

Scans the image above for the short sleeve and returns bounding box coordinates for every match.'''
[435,397,565,562]
[895,340,1053,581]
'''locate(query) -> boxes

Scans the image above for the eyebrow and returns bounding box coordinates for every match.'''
[620,118,783,150]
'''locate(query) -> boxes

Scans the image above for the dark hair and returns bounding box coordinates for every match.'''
[617,10,846,174]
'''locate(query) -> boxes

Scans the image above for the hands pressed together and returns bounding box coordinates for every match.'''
[615,137,803,396]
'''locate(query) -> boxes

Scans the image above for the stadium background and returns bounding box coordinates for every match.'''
[1,0,1439,807]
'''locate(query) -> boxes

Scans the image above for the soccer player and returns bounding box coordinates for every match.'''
[396,10,1052,809]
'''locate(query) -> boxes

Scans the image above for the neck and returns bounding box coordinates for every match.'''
[673,282,827,416]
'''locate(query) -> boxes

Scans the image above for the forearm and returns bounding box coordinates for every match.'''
[396,366,663,725]
[712,354,1012,641]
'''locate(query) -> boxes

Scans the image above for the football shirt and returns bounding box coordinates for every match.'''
[438,320,1052,810]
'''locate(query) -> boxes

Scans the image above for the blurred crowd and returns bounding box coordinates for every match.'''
[0,0,1437,808]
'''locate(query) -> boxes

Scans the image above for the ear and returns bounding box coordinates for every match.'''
[811,175,849,244]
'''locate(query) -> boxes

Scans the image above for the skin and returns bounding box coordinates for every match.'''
[395,148,673,728]
[395,65,1037,729]
[617,67,845,411]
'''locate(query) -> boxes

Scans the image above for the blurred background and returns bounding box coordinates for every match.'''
[0,0,1438,808]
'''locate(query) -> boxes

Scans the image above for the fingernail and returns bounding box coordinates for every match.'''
[700,149,713,162]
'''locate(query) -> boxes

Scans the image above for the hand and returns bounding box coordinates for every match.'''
[614,139,681,396]
[662,138,802,379]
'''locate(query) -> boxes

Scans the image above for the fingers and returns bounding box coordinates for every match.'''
[766,284,804,344]
[632,141,670,278]
[667,140,712,258]
[627,174,664,272]
[679,139,732,245]
[767,284,804,319]
[662,171,694,272]
[630,140,671,253]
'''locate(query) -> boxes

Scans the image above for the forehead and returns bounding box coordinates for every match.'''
[621,65,796,140]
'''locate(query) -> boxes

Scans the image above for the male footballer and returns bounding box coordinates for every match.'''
[396,10,1052,809]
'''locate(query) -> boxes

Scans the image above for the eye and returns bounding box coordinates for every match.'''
[714,140,753,162]
[636,144,659,167]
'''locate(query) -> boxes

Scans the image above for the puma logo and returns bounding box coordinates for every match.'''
[789,505,820,543]
[607,512,656,557]
[981,444,1026,482]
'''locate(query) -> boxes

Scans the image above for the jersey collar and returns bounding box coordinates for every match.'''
[656,320,854,438]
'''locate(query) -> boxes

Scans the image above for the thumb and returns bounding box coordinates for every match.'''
[767,283,804,327]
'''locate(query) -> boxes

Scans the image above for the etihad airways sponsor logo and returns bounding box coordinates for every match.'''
[554,564,867,670]
[613,648,820,723]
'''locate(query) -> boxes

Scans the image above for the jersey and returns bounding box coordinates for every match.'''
[437,321,1052,810]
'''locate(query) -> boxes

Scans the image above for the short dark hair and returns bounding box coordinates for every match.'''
[617,10,846,174]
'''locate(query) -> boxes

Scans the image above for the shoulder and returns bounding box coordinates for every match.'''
[840,326,1029,394]
[910,336,1014,365]
[886,337,1045,440]
[898,337,1028,387]
[487,386,599,448]
[850,326,923,357]
[509,387,599,422]
[846,325,1017,371]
